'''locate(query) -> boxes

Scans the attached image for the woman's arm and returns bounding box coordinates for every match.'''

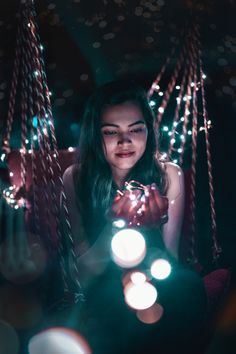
[161,162,185,260]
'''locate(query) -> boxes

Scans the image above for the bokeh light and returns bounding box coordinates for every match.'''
[124,281,157,310]
[150,259,172,280]
[111,228,146,268]
[137,303,164,324]
[28,327,91,354]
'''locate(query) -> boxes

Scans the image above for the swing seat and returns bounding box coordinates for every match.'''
[4,149,231,312]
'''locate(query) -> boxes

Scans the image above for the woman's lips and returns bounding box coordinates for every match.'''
[115,152,135,158]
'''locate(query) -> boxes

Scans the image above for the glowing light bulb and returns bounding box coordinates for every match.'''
[111,228,146,268]
[176,97,181,103]
[130,271,146,285]
[177,148,182,153]
[34,70,39,77]
[0,153,6,162]
[124,281,157,310]
[173,159,177,163]
[180,117,184,122]
[170,138,175,144]
[187,130,192,135]
[112,219,126,228]
[191,82,195,87]
[158,107,164,113]
[149,100,156,107]
[168,131,172,136]
[150,258,172,280]
[175,85,180,90]
[68,147,74,152]
[202,73,207,79]
[180,134,184,140]
[25,139,29,144]
[158,91,163,96]
[28,328,91,354]
[9,172,14,177]
[152,83,160,90]
[163,126,169,132]
[173,122,178,127]
[33,135,38,141]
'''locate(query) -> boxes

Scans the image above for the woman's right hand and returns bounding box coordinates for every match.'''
[110,189,143,224]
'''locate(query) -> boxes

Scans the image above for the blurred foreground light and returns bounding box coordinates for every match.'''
[111,228,146,268]
[137,303,164,324]
[28,327,91,354]
[130,271,146,285]
[150,259,171,280]
[124,281,157,310]
[0,320,20,354]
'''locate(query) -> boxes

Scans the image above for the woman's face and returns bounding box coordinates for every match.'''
[101,101,148,185]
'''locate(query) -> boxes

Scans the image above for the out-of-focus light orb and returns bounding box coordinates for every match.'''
[137,303,164,324]
[124,281,157,310]
[111,228,146,268]
[130,271,146,285]
[150,259,172,280]
[0,320,20,354]
[112,219,126,228]
[28,328,91,354]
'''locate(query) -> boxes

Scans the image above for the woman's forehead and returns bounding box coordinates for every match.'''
[101,102,144,125]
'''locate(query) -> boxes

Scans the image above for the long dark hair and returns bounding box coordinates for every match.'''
[74,81,168,230]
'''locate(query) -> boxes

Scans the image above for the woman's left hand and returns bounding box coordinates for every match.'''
[131,183,169,228]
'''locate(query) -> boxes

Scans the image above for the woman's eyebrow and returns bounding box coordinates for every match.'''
[101,120,145,128]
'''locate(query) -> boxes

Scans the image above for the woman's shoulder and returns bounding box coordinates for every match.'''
[63,164,80,184]
[162,161,184,196]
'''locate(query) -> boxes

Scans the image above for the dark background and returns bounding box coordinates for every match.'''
[0,0,235,270]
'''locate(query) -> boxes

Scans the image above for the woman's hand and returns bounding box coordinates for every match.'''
[110,189,143,223]
[0,183,47,284]
[134,183,169,228]
[110,183,169,228]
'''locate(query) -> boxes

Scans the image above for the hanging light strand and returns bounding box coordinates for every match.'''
[195,25,221,261]
[187,29,200,264]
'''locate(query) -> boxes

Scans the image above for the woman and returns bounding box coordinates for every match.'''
[61,81,206,353]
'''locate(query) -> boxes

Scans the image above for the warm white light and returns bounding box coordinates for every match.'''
[175,85,180,90]
[191,82,195,87]
[112,219,126,228]
[68,147,74,152]
[170,138,175,144]
[25,139,29,144]
[124,281,157,310]
[176,97,181,103]
[111,228,146,268]
[9,172,14,177]
[177,148,182,153]
[28,328,91,354]
[158,91,163,96]
[158,107,164,113]
[202,73,207,79]
[152,83,160,90]
[130,272,146,285]
[150,259,172,280]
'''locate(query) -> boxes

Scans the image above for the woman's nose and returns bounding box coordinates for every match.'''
[117,132,132,145]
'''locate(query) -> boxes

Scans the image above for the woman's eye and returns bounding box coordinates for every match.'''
[103,130,117,136]
[130,127,144,133]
